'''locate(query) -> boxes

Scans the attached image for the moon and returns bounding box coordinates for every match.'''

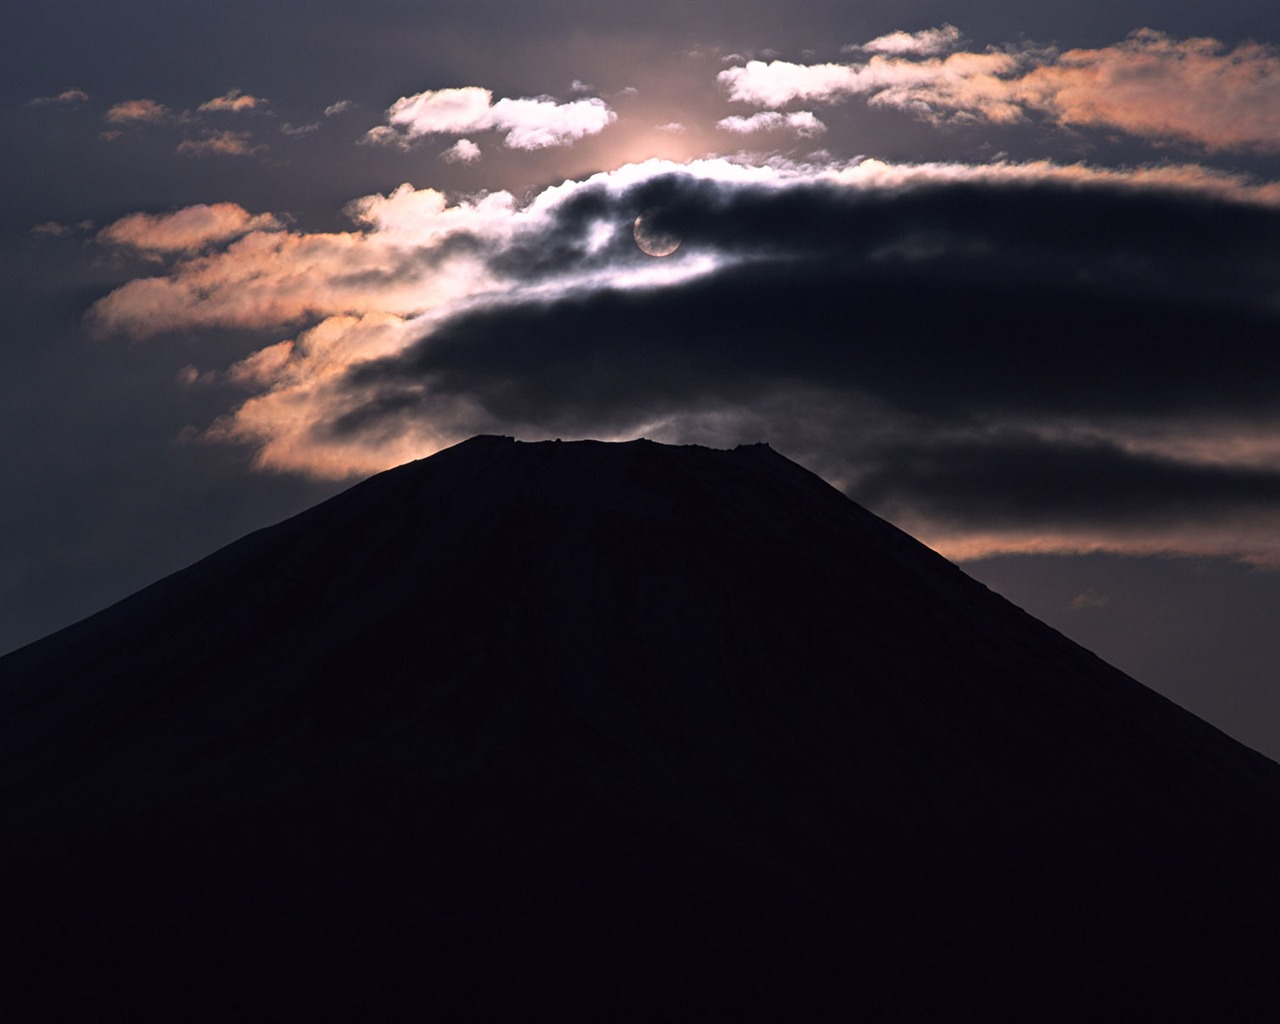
[633,212,681,257]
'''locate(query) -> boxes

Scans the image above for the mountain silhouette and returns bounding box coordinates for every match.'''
[3,435,1279,1022]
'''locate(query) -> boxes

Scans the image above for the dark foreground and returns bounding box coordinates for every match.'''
[3,437,1279,1021]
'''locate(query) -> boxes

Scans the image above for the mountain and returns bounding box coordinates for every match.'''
[2,435,1279,1022]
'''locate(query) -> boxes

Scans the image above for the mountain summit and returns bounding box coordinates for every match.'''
[3,435,1279,1021]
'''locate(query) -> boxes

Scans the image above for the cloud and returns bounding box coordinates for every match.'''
[1069,591,1110,611]
[719,30,1280,150]
[856,24,962,57]
[366,85,616,150]
[88,157,1280,564]
[716,111,826,137]
[324,100,355,117]
[32,88,88,106]
[89,181,527,339]
[105,98,171,123]
[281,122,320,136]
[1016,31,1280,150]
[98,203,283,253]
[177,130,263,157]
[440,138,481,162]
[30,221,74,238]
[198,88,263,113]
[656,122,687,134]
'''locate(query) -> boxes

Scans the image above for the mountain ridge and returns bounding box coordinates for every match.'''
[3,435,1279,1021]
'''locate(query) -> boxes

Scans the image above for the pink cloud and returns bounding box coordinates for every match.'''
[1017,31,1280,151]
[30,221,74,238]
[198,88,263,113]
[105,98,170,123]
[719,30,1280,150]
[98,203,283,253]
[32,88,89,106]
[177,131,264,157]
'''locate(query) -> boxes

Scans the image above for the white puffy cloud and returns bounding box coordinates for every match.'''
[857,24,962,57]
[719,52,1026,123]
[440,138,481,162]
[716,111,826,137]
[367,85,616,150]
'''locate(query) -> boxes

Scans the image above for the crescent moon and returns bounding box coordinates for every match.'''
[633,213,681,257]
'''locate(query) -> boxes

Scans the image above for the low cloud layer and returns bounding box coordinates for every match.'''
[89,156,1280,563]
[721,29,1280,151]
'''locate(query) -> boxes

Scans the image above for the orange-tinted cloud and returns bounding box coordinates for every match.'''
[720,29,1280,150]
[98,203,283,253]
[1016,31,1280,150]
[90,183,520,339]
[105,98,170,123]
[198,88,263,113]
[32,88,89,106]
[177,131,263,157]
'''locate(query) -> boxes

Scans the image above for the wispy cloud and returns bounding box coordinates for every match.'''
[30,221,74,238]
[721,29,1280,150]
[176,130,264,157]
[717,111,825,137]
[855,24,962,57]
[324,100,354,117]
[32,88,88,106]
[198,88,263,113]
[365,85,616,150]
[105,98,171,123]
[98,203,283,253]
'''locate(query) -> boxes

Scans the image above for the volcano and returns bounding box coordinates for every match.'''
[3,436,1279,1021]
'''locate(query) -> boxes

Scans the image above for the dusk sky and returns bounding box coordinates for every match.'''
[7,1,1280,758]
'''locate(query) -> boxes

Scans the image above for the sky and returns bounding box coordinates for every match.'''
[6,0,1280,758]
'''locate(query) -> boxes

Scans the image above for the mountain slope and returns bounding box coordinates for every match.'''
[3,435,1279,1021]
